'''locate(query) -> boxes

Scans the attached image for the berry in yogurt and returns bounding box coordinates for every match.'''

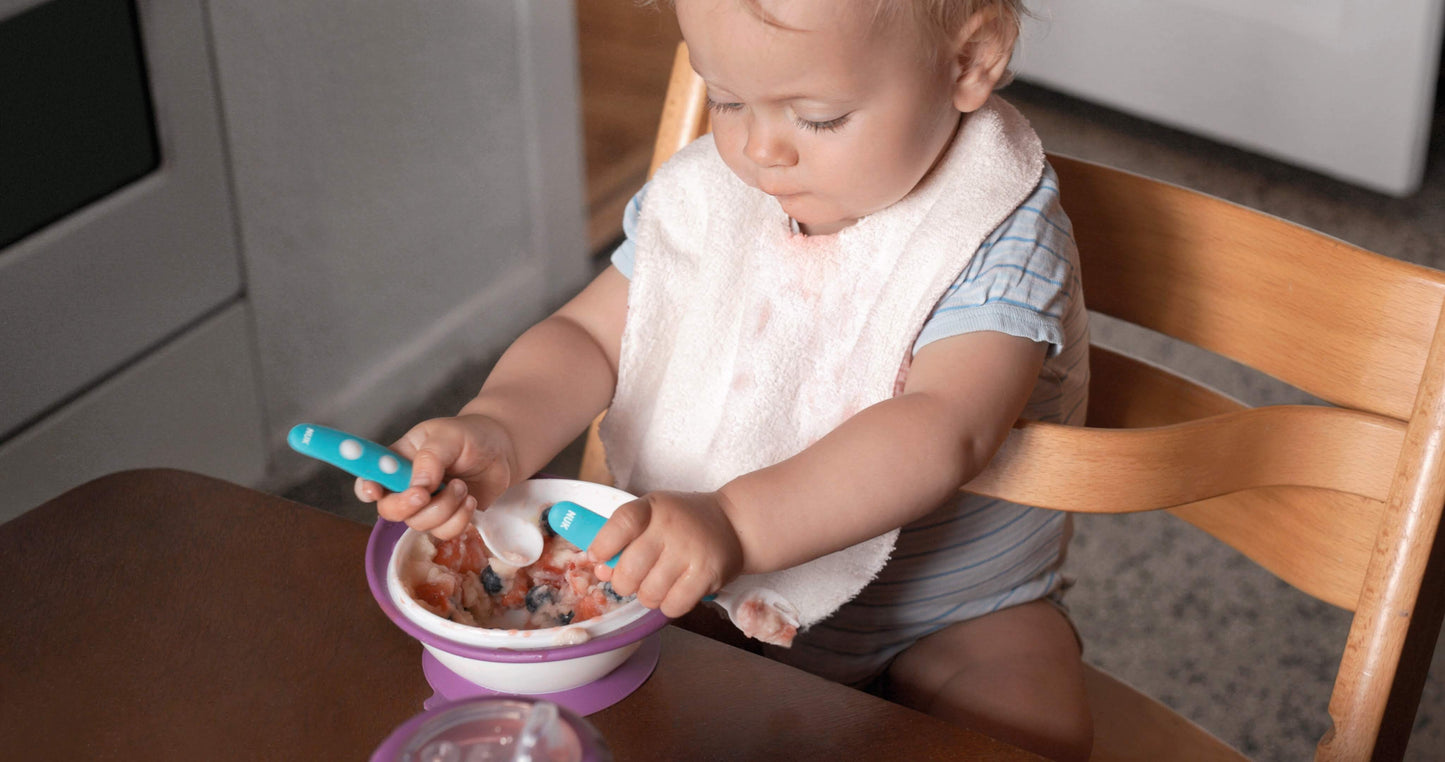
[401,511,632,630]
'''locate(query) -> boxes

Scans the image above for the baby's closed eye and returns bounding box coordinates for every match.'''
[795,113,851,132]
[705,96,743,113]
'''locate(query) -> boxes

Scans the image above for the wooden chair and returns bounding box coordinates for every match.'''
[579,42,1445,761]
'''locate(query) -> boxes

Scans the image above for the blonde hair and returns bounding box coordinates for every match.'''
[647,1,1028,70]
[891,0,1029,79]
[643,0,1026,33]
[866,1,1027,39]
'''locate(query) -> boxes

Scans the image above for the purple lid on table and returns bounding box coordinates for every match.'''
[370,696,612,762]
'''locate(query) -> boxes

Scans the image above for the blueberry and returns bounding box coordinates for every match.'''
[539,505,556,537]
[525,585,557,613]
[481,566,503,595]
[555,611,575,626]
[601,581,624,602]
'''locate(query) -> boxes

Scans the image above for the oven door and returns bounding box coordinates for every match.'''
[0,0,242,437]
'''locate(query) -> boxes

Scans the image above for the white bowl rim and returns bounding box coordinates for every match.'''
[386,478,650,650]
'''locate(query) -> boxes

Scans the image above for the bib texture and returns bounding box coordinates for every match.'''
[600,97,1045,642]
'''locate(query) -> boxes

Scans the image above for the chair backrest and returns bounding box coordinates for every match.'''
[581,42,1445,761]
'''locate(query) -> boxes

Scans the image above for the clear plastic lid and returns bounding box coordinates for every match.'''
[376,697,609,762]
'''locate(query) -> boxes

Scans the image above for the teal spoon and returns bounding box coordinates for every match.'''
[286,423,545,566]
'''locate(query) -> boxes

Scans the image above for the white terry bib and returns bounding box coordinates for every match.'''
[601,97,1045,641]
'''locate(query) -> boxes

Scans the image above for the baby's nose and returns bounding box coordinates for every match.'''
[743,122,797,168]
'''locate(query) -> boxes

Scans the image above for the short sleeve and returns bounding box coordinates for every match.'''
[913,166,1078,357]
[608,185,649,279]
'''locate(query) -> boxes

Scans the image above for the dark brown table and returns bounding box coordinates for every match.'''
[0,469,1041,760]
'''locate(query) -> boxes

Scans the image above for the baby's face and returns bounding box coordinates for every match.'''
[677,0,964,236]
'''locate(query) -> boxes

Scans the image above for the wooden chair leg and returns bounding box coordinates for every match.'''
[1082,665,1243,762]
[1372,517,1445,760]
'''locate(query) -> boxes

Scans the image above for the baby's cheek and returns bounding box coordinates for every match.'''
[713,130,756,186]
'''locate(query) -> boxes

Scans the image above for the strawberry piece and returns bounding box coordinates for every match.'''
[566,568,592,596]
[500,587,527,610]
[574,593,605,623]
[432,526,487,574]
[413,580,454,616]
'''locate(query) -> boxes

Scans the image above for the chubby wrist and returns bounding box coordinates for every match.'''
[714,480,769,574]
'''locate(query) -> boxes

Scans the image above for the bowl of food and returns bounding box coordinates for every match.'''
[366,478,669,694]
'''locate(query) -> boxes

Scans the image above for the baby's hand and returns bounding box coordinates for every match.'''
[589,491,744,618]
[353,414,515,540]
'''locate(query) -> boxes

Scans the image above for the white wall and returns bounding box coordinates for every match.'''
[1013,0,1444,196]
[208,0,590,486]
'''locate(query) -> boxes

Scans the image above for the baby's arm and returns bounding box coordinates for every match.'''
[590,330,1045,609]
[360,266,629,537]
[724,331,1046,572]
[458,265,628,479]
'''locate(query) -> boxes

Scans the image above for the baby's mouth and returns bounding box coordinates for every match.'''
[755,180,804,199]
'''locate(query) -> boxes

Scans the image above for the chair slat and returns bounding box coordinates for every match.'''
[1079,351,1384,610]
[579,412,613,487]
[648,42,709,176]
[1169,488,1380,611]
[1053,155,1445,422]
[965,406,1406,511]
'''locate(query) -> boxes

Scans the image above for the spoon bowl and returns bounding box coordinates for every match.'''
[477,501,546,567]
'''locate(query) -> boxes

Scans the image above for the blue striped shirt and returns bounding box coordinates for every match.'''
[612,163,1090,685]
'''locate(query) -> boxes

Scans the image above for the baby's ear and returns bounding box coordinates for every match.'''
[947,6,1019,113]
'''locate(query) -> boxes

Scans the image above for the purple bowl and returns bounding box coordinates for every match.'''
[365,518,669,664]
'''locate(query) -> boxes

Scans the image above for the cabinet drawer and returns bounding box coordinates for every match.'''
[0,302,267,522]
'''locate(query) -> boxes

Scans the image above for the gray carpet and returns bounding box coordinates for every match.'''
[280,79,1445,760]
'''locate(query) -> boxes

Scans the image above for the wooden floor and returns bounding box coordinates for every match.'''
[576,1,682,254]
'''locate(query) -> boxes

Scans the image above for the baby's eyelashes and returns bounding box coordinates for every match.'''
[707,95,852,133]
[796,113,851,132]
[705,96,743,114]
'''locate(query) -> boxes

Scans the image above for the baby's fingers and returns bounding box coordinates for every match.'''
[660,568,715,619]
[404,444,456,496]
[606,537,662,600]
[430,493,478,541]
[354,478,384,503]
[376,427,462,516]
[376,487,427,523]
[637,556,688,612]
[405,479,471,535]
[589,498,651,570]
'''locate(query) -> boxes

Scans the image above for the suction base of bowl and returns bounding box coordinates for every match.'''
[421,632,661,716]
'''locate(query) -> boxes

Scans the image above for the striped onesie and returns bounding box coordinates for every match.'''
[611,163,1089,686]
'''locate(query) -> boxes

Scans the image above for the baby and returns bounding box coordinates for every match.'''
[360,0,1091,758]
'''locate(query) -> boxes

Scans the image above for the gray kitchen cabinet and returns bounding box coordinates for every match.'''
[0,0,588,521]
